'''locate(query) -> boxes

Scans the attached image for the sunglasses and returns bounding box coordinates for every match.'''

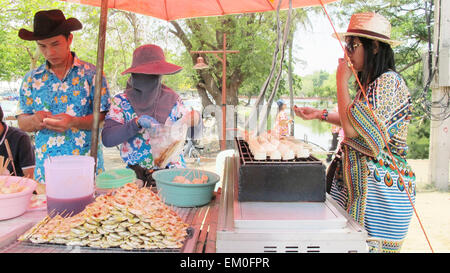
[345,42,363,54]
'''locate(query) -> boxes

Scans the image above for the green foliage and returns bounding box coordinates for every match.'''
[172,10,309,105]
[0,0,66,80]
[300,70,337,100]
[407,117,430,159]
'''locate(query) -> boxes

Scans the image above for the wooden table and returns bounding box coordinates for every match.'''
[179,191,220,253]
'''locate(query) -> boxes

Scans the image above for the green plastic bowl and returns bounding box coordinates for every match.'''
[96,168,136,189]
[152,168,220,207]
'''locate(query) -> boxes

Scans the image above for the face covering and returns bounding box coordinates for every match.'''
[125,73,180,124]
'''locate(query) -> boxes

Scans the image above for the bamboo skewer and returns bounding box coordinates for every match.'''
[18,209,56,241]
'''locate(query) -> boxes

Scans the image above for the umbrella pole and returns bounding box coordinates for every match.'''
[221,33,227,151]
[90,0,109,170]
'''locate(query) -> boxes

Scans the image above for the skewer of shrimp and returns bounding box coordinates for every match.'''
[43,210,68,240]
[18,209,56,241]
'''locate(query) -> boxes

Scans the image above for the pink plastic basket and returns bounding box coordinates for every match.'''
[0,176,37,220]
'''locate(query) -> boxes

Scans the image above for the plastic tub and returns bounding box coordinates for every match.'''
[44,155,95,216]
[0,176,37,220]
[44,155,95,199]
[152,168,220,207]
[95,168,136,195]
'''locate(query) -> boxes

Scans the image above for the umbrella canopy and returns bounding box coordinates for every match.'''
[60,0,338,21]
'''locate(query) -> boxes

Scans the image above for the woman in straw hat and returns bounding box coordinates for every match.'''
[102,44,201,186]
[294,12,415,253]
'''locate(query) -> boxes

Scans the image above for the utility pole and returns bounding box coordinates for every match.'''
[429,0,450,191]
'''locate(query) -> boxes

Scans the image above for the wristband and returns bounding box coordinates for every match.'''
[320,109,328,121]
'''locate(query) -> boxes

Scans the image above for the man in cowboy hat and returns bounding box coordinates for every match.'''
[16,9,111,184]
[101,44,201,185]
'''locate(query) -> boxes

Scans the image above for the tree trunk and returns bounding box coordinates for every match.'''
[258,0,293,133]
[288,31,295,136]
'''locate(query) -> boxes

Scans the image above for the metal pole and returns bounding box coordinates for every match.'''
[221,33,227,150]
[190,35,238,150]
[90,0,109,169]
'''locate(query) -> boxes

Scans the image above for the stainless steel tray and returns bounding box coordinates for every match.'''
[0,227,194,253]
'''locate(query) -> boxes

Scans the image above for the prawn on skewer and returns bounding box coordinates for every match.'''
[21,182,190,250]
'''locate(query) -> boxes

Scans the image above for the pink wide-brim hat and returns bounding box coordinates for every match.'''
[332,12,402,47]
[121,44,183,75]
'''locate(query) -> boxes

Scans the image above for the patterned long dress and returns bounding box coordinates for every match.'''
[329,71,416,253]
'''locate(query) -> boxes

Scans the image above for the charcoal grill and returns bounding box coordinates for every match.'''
[235,138,326,202]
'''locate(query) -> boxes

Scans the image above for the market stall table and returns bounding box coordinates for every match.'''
[0,192,220,253]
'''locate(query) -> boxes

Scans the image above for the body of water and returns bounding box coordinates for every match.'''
[294,120,333,152]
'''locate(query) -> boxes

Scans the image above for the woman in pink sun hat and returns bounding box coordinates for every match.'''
[294,12,415,253]
[102,44,202,186]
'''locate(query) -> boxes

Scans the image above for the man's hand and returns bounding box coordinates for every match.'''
[43,113,75,133]
[33,111,52,131]
[17,111,52,132]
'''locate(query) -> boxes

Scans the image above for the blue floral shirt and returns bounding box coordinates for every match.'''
[17,52,111,183]
[106,92,189,169]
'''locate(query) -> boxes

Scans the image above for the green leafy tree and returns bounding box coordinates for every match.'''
[168,10,309,109]
[0,0,68,81]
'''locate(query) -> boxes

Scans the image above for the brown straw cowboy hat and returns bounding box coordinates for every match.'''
[18,9,82,41]
[332,12,402,47]
[121,44,183,75]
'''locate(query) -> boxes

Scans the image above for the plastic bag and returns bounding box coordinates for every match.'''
[147,118,188,168]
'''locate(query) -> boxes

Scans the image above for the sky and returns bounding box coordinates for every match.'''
[293,12,345,76]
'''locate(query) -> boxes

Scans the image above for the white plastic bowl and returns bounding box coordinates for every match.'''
[0,176,37,220]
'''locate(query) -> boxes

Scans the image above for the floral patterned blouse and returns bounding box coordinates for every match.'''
[17,53,111,183]
[105,92,190,170]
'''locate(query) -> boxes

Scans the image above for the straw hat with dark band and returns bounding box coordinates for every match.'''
[332,12,402,47]
[18,9,82,41]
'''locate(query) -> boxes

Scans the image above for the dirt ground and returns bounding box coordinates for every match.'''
[103,147,449,253]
